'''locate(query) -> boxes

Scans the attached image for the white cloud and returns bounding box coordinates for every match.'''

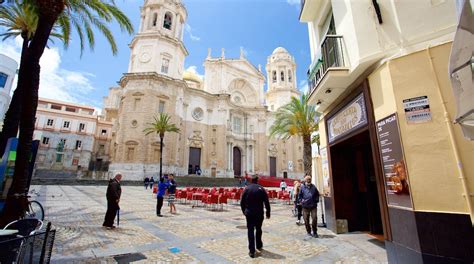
[0,37,100,108]
[286,0,300,6]
[185,24,201,41]
[185,65,204,81]
[298,79,309,94]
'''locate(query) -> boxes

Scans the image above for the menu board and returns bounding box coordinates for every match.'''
[376,113,412,209]
[320,147,331,197]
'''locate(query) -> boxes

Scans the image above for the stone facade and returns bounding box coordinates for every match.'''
[104,0,304,180]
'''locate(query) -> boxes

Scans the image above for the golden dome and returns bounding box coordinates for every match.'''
[183,70,203,83]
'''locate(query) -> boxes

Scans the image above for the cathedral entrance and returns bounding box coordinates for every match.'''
[269,157,276,177]
[233,147,242,177]
[188,147,201,175]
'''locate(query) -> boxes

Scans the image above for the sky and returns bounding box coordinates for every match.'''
[0,0,311,110]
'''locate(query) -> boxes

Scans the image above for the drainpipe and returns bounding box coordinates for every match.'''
[426,47,474,225]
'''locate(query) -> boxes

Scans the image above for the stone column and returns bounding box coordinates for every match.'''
[144,7,151,31]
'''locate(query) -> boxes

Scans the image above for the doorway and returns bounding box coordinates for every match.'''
[269,157,276,177]
[330,130,383,235]
[233,147,241,177]
[188,147,201,175]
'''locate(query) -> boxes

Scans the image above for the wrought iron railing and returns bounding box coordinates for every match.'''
[308,35,346,94]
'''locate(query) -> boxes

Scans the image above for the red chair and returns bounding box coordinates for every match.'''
[218,193,228,211]
[203,194,219,210]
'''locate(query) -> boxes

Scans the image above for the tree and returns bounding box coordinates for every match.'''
[0,1,63,156]
[144,113,180,180]
[269,93,320,176]
[0,0,133,227]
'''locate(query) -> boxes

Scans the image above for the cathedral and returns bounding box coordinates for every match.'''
[102,0,304,180]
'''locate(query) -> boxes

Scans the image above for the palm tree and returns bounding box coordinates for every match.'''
[269,93,320,176]
[0,1,63,156]
[0,0,133,226]
[144,113,180,180]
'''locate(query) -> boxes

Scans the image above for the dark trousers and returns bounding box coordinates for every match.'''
[303,207,318,234]
[103,200,118,227]
[246,215,264,254]
[145,183,149,189]
[296,204,303,220]
[156,196,164,215]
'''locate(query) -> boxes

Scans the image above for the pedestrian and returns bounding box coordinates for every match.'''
[239,177,242,187]
[149,176,155,190]
[243,177,248,186]
[156,177,169,217]
[240,174,271,258]
[168,174,177,214]
[280,180,287,191]
[144,176,149,190]
[293,180,303,225]
[298,175,320,238]
[103,172,122,229]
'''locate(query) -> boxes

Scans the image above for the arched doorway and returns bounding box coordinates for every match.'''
[233,147,242,177]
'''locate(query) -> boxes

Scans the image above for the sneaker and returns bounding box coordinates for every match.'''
[257,246,263,251]
[249,252,256,258]
[312,233,319,238]
[296,220,300,225]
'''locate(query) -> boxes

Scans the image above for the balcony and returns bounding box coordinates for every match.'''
[308,35,348,95]
[299,0,328,22]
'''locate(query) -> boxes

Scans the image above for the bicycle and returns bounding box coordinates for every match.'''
[25,190,44,221]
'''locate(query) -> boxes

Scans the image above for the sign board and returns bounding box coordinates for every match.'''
[288,160,293,171]
[376,114,413,209]
[320,147,331,196]
[403,96,432,124]
[327,93,368,143]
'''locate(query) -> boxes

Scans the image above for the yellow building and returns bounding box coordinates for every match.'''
[300,0,473,262]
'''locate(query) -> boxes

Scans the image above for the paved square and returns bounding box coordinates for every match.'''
[31,185,387,263]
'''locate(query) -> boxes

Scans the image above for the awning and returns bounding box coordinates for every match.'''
[449,0,474,140]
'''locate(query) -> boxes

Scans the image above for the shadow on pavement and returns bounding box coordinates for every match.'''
[259,249,285,260]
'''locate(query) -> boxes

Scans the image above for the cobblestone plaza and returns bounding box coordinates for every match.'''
[31,185,388,263]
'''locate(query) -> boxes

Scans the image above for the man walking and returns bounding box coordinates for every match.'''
[298,175,320,238]
[240,175,271,258]
[103,172,122,229]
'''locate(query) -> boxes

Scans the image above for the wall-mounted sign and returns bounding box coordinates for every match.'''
[288,160,294,171]
[376,113,413,209]
[403,96,432,124]
[320,147,330,197]
[327,93,368,143]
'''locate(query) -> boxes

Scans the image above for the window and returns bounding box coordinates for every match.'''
[272,71,277,83]
[288,70,292,82]
[46,119,54,126]
[79,123,86,132]
[161,58,169,74]
[55,154,63,163]
[60,138,66,145]
[158,101,165,113]
[152,13,158,27]
[63,121,70,128]
[65,107,76,112]
[127,147,135,161]
[75,140,82,150]
[134,98,140,111]
[0,72,7,88]
[163,12,172,30]
[192,107,204,121]
[281,71,285,82]
[154,149,160,161]
[72,158,79,166]
[41,137,50,145]
[101,129,107,135]
[98,144,105,154]
[233,116,242,133]
[51,104,61,110]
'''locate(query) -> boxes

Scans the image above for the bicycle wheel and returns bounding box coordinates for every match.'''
[27,200,45,221]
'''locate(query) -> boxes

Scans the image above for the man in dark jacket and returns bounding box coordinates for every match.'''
[103,173,122,229]
[298,175,320,238]
[240,175,271,258]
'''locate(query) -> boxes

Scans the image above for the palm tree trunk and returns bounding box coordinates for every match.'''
[159,135,164,180]
[303,134,312,176]
[1,2,64,227]
[0,36,29,156]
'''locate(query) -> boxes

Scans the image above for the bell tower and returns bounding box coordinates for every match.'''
[128,0,188,79]
[265,47,300,111]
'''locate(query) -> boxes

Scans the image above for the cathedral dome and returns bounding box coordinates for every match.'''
[183,70,203,83]
[272,47,289,54]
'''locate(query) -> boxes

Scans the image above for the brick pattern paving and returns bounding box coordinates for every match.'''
[30,185,388,263]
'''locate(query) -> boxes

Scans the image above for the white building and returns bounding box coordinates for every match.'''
[0,54,17,125]
[33,98,112,172]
